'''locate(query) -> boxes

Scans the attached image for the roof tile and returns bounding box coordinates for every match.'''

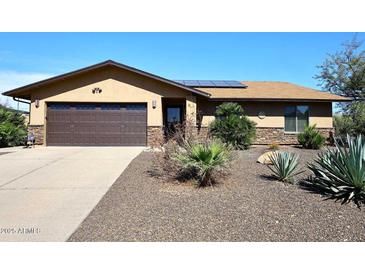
[196,81,350,101]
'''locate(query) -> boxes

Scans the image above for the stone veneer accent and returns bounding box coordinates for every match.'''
[28,125,45,145]
[255,127,333,145]
[147,126,335,146]
[195,127,333,145]
[147,126,164,147]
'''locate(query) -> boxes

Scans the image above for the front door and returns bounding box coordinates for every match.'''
[165,106,183,137]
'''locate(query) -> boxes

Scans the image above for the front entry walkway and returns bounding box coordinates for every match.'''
[0,146,144,241]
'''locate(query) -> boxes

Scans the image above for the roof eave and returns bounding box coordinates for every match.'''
[208,97,352,102]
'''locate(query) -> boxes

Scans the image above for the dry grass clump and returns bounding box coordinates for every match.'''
[268,143,280,150]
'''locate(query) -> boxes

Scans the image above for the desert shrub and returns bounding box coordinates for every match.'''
[303,134,365,208]
[152,117,233,187]
[209,102,256,150]
[267,151,302,183]
[152,118,197,179]
[172,139,233,187]
[0,105,27,147]
[297,124,326,149]
[268,143,280,150]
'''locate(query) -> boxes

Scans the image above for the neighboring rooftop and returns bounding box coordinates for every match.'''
[196,81,350,102]
[0,105,29,114]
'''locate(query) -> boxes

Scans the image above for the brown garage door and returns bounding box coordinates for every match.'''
[46,103,147,146]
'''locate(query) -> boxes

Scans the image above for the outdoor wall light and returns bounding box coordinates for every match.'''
[258,111,266,119]
[35,99,40,108]
[152,99,157,109]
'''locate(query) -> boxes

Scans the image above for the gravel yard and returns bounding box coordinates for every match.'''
[69,146,365,241]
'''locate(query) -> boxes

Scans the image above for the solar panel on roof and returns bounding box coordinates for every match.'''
[197,80,213,86]
[184,80,200,86]
[173,80,246,88]
[225,80,244,87]
[212,81,220,86]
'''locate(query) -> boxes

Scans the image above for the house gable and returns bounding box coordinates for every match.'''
[26,65,204,126]
[2,60,210,99]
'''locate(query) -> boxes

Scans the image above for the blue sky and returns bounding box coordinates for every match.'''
[0,32,363,110]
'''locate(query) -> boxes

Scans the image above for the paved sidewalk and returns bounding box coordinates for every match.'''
[0,146,144,241]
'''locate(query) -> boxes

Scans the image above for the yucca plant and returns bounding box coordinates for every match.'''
[304,135,365,208]
[298,124,326,149]
[172,139,232,186]
[267,151,303,183]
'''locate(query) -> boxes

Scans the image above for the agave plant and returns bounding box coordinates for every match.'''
[304,135,365,208]
[172,139,232,186]
[267,151,303,183]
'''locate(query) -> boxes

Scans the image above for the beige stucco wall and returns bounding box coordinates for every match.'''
[197,100,333,128]
[186,95,197,125]
[29,66,193,126]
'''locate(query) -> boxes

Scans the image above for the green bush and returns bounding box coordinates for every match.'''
[0,105,27,147]
[297,124,326,149]
[304,135,365,208]
[334,102,365,139]
[172,139,232,187]
[334,115,354,138]
[267,151,302,183]
[209,102,256,150]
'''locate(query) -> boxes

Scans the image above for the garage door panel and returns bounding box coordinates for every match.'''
[98,124,122,133]
[75,111,97,122]
[49,112,72,122]
[120,136,146,146]
[97,111,122,122]
[47,103,146,146]
[47,133,73,145]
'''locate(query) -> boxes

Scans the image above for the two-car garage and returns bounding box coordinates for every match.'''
[46,103,147,146]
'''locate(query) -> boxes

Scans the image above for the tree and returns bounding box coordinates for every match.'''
[209,102,256,150]
[315,37,365,111]
[334,101,365,138]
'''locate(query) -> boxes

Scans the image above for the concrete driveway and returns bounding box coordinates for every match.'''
[0,146,144,241]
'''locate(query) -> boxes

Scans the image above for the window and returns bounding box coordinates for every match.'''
[100,104,121,110]
[284,105,309,132]
[126,104,146,110]
[75,104,97,110]
[48,103,71,110]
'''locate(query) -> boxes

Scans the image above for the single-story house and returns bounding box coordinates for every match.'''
[2,60,349,146]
